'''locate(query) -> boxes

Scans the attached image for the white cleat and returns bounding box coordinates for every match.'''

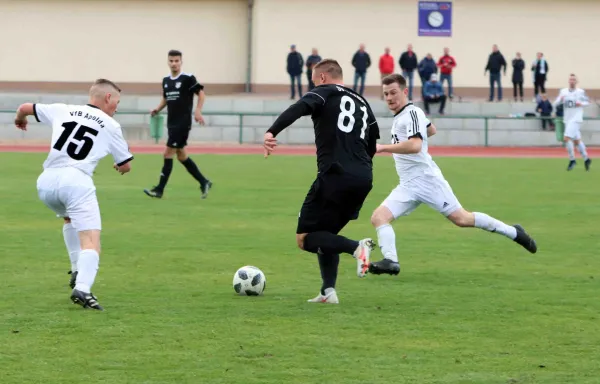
[353,238,374,278]
[307,288,339,304]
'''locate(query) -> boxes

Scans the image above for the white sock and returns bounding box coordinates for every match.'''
[577,142,589,160]
[75,249,99,293]
[566,141,575,161]
[376,224,398,262]
[473,212,517,240]
[62,223,80,272]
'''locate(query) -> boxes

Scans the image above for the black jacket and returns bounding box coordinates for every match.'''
[352,51,371,72]
[287,52,304,76]
[485,51,507,74]
[399,51,418,72]
[512,58,525,83]
[532,59,549,77]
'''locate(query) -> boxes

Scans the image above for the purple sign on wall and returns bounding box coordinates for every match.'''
[418,1,452,37]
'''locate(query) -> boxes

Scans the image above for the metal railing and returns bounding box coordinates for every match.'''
[3,109,599,147]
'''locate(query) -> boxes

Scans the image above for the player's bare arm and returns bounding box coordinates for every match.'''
[427,123,437,137]
[377,136,423,154]
[194,90,206,125]
[264,101,312,157]
[14,103,36,130]
[151,97,167,117]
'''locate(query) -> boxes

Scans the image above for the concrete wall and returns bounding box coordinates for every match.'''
[0,0,599,93]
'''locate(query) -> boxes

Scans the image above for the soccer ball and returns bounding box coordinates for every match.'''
[232,266,266,296]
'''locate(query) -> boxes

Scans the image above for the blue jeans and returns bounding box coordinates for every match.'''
[353,71,366,95]
[402,71,415,100]
[290,74,302,98]
[440,74,453,97]
[489,73,502,101]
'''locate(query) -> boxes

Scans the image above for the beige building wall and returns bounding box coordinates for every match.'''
[0,0,247,84]
[253,0,600,90]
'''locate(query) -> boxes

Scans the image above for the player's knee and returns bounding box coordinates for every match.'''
[296,233,307,250]
[448,210,473,228]
[574,140,580,145]
[371,206,392,227]
[164,148,176,159]
[63,217,71,224]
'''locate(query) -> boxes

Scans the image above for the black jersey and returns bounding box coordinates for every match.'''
[162,73,203,128]
[300,84,380,176]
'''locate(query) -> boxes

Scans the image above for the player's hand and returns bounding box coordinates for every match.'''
[576,101,582,107]
[113,163,130,175]
[376,144,385,153]
[263,132,277,158]
[194,110,205,125]
[14,117,27,131]
[150,109,159,117]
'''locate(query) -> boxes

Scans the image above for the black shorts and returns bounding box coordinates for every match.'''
[166,125,191,149]
[296,172,373,235]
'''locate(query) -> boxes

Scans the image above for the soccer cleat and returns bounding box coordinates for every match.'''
[201,180,213,199]
[143,187,163,199]
[353,238,375,278]
[307,288,339,304]
[368,258,401,275]
[68,270,78,289]
[513,224,537,254]
[585,158,592,171]
[567,160,576,171]
[71,289,104,311]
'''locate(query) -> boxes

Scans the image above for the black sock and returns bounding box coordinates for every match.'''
[303,231,359,255]
[156,158,173,191]
[181,157,208,185]
[318,253,339,295]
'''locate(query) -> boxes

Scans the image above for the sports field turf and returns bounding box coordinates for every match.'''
[1,152,599,384]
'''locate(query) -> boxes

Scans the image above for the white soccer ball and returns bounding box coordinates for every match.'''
[232,266,266,296]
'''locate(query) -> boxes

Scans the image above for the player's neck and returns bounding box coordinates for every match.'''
[170,71,182,78]
[392,101,410,115]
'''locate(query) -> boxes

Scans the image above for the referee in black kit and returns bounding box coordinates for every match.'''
[144,50,212,199]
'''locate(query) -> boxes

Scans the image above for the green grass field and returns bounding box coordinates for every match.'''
[1,152,599,384]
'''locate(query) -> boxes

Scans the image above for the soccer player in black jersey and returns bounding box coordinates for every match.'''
[263,59,381,304]
[144,50,212,199]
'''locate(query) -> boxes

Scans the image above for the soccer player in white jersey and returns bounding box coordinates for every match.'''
[14,79,134,311]
[553,74,591,171]
[367,74,537,275]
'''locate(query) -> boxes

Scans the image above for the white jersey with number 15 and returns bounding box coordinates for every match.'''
[34,103,133,176]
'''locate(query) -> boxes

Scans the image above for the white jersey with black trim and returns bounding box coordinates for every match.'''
[34,103,133,177]
[390,103,442,183]
[553,88,589,124]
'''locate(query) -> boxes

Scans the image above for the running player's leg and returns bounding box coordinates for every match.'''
[64,186,104,310]
[571,124,591,170]
[144,134,177,197]
[420,176,537,253]
[369,184,419,275]
[176,145,212,198]
[564,122,578,170]
[63,217,81,288]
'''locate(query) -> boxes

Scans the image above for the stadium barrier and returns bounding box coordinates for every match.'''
[2,110,600,147]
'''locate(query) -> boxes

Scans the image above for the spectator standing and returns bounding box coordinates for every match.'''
[418,53,438,99]
[532,52,549,98]
[512,52,525,102]
[399,44,418,100]
[485,44,507,102]
[423,74,447,115]
[437,47,456,99]
[378,47,394,99]
[287,44,304,99]
[305,48,322,91]
[351,44,371,96]
[536,93,553,130]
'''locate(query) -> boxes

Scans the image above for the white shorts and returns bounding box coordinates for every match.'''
[564,121,582,140]
[36,168,101,231]
[382,175,462,218]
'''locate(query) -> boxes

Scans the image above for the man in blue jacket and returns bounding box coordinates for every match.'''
[423,74,447,115]
[418,53,438,100]
[287,45,304,99]
[351,44,371,96]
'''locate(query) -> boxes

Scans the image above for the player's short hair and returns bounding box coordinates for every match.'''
[92,78,121,93]
[313,59,343,79]
[570,73,576,77]
[382,73,407,89]
[168,50,182,57]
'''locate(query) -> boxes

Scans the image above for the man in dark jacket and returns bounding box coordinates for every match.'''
[305,48,322,92]
[485,44,507,102]
[351,44,371,95]
[287,45,304,99]
[536,93,553,130]
[532,52,549,98]
[399,44,418,100]
[512,52,525,102]
[418,53,437,100]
